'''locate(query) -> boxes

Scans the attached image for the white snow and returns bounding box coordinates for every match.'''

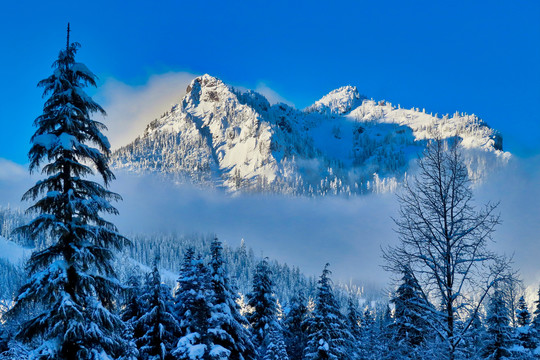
[112,74,509,195]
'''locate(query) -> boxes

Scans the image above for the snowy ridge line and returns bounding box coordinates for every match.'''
[111,74,509,195]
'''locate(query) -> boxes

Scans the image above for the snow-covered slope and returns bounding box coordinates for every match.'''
[112,74,509,195]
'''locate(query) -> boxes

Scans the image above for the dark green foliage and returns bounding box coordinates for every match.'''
[517,296,531,327]
[304,264,352,360]
[135,261,179,360]
[8,29,127,359]
[459,311,486,360]
[484,288,513,360]
[515,295,536,352]
[208,238,256,360]
[173,249,212,360]
[247,257,278,348]
[283,291,308,360]
[346,297,361,341]
[532,286,540,335]
[263,326,289,360]
[390,268,430,349]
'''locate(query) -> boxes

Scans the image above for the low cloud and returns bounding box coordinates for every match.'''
[0,158,26,181]
[0,153,538,292]
[0,158,34,206]
[109,172,399,289]
[475,155,540,287]
[255,83,295,106]
[106,155,540,290]
[95,72,199,150]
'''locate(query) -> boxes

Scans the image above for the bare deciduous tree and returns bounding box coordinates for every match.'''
[383,137,510,360]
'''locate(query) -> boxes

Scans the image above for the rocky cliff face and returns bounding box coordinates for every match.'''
[111,74,508,195]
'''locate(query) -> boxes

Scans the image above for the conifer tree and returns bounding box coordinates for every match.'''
[515,295,535,352]
[136,260,179,360]
[8,24,127,359]
[262,326,289,360]
[484,288,513,360]
[517,296,532,327]
[345,297,361,359]
[121,272,145,326]
[460,311,486,360]
[304,264,352,360]
[390,268,430,349]
[345,297,361,342]
[173,249,212,360]
[283,291,308,360]
[120,272,145,359]
[358,306,377,360]
[247,257,278,349]
[119,323,139,360]
[208,238,256,360]
[531,286,540,350]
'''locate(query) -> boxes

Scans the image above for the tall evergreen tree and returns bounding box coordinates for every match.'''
[460,311,486,360]
[283,291,308,360]
[390,268,430,349]
[262,326,289,360]
[247,257,278,349]
[345,297,361,359]
[484,288,513,360]
[531,286,540,351]
[345,297,361,342]
[173,250,213,360]
[208,238,256,360]
[120,272,145,359]
[358,306,378,360]
[135,260,179,360]
[515,295,536,353]
[8,25,127,359]
[517,296,532,327]
[121,272,145,326]
[304,264,352,360]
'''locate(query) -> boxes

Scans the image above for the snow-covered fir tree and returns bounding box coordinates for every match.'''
[135,259,179,360]
[262,326,289,360]
[358,306,378,360]
[173,249,212,360]
[484,288,513,360]
[121,272,145,327]
[345,297,362,343]
[118,323,139,360]
[531,286,540,352]
[247,257,279,350]
[515,295,536,354]
[7,25,127,359]
[517,296,532,327]
[304,264,352,360]
[283,291,308,360]
[120,272,145,359]
[208,238,256,360]
[389,267,431,355]
[460,311,486,360]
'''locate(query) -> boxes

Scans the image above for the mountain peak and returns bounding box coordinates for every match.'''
[185,74,228,94]
[112,75,508,196]
[306,85,366,115]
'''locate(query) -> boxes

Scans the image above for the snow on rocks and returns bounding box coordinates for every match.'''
[112,74,509,195]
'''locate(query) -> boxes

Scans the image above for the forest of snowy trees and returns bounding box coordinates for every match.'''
[0,28,539,360]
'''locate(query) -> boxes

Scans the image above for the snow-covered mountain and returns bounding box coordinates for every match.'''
[112,74,508,195]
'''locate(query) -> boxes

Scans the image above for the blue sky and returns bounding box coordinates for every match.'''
[1,0,539,163]
[0,1,539,287]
